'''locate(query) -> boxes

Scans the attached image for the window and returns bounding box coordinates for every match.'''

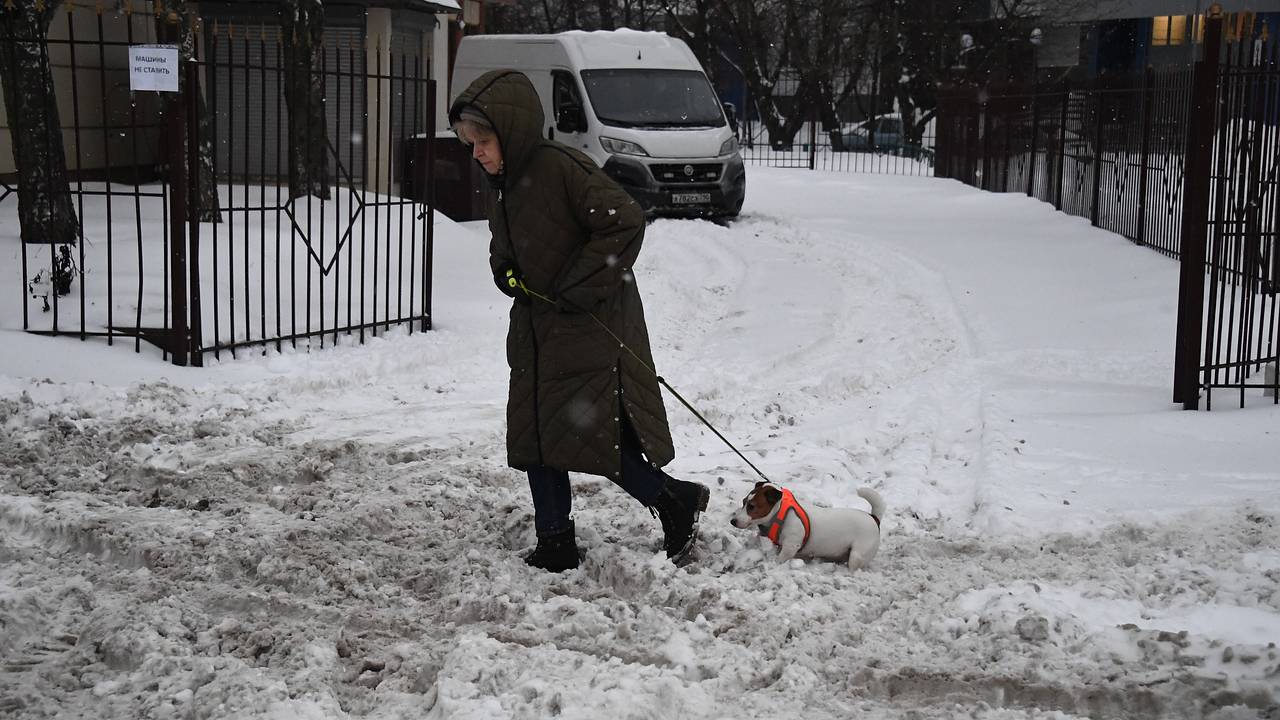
[1225,11,1256,43]
[1171,11,1262,44]
[1152,15,1188,46]
[552,70,587,133]
[580,69,725,128]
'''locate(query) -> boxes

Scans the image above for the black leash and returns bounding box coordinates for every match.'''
[518,286,772,484]
[654,373,773,484]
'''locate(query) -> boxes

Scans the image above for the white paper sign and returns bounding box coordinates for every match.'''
[129,45,180,92]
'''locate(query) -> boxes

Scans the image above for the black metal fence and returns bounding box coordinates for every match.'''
[3,6,435,367]
[4,7,170,355]
[737,90,937,176]
[936,13,1278,410]
[1195,27,1280,409]
[936,69,1195,258]
[195,20,434,362]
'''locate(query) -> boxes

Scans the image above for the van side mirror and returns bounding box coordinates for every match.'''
[722,102,738,134]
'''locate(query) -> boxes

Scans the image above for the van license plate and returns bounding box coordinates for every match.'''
[671,192,711,204]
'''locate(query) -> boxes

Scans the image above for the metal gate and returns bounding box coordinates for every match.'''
[5,6,435,366]
[188,20,434,364]
[1177,15,1280,409]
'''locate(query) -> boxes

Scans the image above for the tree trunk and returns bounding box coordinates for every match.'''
[280,0,330,201]
[159,2,221,222]
[0,2,79,245]
[596,0,615,30]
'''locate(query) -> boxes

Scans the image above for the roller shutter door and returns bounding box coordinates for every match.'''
[207,21,365,186]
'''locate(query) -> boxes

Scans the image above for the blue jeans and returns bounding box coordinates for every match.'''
[526,422,672,537]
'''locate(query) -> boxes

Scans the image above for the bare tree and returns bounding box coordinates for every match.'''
[660,0,716,83]
[596,0,616,29]
[786,0,874,132]
[869,0,1071,147]
[528,0,584,30]
[489,0,659,34]
[0,0,79,246]
[871,0,963,148]
[494,0,877,149]
[280,0,330,200]
[663,0,787,147]
[664,0,872,149]
[484,1,547,33]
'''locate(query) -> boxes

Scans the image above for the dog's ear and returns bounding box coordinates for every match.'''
[762,486,783,507]
[754,481,767,489]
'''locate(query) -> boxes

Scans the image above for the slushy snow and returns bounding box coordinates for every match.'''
[1,168,1277,719]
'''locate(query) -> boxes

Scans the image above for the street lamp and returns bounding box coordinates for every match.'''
[953,32,975,76]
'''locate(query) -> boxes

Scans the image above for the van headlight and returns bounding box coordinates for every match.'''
[600,136,649,156]
[719,136,739,156]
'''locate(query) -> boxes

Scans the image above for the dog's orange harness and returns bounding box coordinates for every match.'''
[762,488,811,549]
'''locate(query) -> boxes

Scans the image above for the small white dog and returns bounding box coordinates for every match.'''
[730,482,885,570]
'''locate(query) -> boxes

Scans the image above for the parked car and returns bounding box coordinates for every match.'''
[831,115,933,161]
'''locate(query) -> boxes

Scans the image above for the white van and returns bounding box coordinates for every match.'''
[450,30,746,219]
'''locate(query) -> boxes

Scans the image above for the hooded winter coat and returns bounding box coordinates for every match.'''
[449,70,674,479]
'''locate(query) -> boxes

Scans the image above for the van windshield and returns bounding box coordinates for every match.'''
[580,69,725,128]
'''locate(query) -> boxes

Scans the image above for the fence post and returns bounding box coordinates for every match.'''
[967,99,980,186]
[184,59,203,367]
[808,113,817,171]
[1173,10,1223,408]
[934,94,947,178]
[424,79,436,333]
[1090,81,1105,226]
[1027,82,1040,197]
[163,18,189,367]
[1001,94,1013,191]
[1055,86,1068,209]
[981,100,992,190]
[1136,67,1154,246]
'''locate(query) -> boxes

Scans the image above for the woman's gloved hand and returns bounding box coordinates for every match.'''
[494,263,532,305]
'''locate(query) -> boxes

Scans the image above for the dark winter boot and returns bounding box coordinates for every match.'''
[524,522,581,573]
[651,479,711,565]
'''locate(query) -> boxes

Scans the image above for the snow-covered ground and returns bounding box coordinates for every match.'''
[2,167,1278,719]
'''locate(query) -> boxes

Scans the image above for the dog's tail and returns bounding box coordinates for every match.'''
[857,487,886,524]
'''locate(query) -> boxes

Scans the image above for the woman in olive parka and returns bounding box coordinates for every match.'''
[449,70,709,571]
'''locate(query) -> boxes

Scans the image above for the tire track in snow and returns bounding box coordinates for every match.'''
[643,213,985,533]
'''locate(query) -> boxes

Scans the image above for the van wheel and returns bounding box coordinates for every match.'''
[711,209,740,226]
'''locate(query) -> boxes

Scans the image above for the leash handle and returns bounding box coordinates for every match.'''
[523,289,771,484]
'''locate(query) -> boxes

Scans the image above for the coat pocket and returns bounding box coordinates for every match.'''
[545,312,616,377]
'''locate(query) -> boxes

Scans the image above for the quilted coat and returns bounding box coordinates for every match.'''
[449,70,674,479]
